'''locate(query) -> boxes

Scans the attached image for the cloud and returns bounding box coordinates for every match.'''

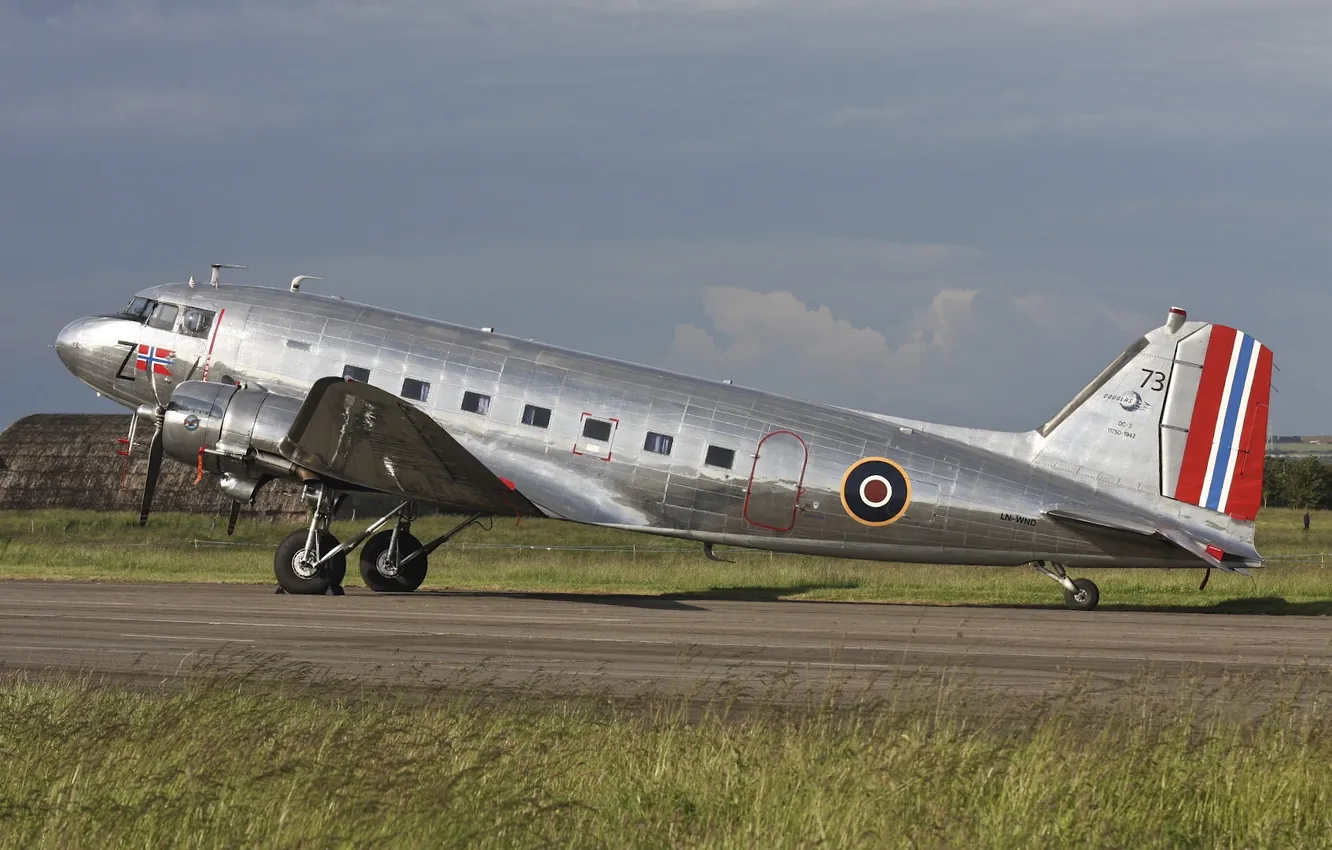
[670,287,978,396]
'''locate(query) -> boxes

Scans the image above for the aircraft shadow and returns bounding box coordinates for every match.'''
[953,597,1332,616]
[416,582,861,611]
[415,589,1332,616]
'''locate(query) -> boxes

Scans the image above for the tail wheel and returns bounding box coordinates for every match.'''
[274,529,346,595]
[1063,577,1100,611]
[359,530,428,593]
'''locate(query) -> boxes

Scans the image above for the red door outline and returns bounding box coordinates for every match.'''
[743,430,808,532]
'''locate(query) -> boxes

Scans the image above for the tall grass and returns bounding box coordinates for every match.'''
[2,671,1332,848]
[2,508,1332,610]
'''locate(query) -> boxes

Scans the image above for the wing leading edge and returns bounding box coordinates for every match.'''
[280,376,544,517]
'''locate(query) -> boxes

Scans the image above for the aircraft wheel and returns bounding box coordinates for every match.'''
[1063,577,1099,611]
[360,530,428,592]
[274,530,346,595]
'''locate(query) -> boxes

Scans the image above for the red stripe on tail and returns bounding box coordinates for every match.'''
[1224,344,1272,521]
[1175,326,1237,505]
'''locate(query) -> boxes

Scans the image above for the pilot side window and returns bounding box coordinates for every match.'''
[147,302,179,331]
[121,297,153,321]
[521,404,551,429]
[343,365,371,382]
[401,378,430,402]
[644,432,674,456]
[180,308,215,338]
[461,391,491,415]
[704,445,735,470]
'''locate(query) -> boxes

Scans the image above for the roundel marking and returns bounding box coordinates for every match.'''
[183,414,201,432]
[840,457,912,527]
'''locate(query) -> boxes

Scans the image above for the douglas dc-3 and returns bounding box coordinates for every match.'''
[55,268,1274,610]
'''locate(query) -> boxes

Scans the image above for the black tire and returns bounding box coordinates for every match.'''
[1063,577,1099,611]
[274,529,347,595]
[359,530,428,593]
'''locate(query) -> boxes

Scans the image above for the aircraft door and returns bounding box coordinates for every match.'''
[743,430,808,532]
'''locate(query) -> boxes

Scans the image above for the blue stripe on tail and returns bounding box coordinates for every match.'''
[1204,334,1255,511]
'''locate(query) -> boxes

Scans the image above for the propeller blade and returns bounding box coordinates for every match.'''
[139,425,163,527]
[227,501,242,536]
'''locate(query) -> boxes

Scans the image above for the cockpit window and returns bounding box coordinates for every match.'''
[180,308,215,338]
[120,297,154,322]
[147,302,179,331]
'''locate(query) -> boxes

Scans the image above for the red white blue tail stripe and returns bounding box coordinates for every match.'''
[135,344,174,376]
[1174,326,1272,521]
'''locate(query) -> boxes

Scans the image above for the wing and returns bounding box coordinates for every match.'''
[280,376,543,516]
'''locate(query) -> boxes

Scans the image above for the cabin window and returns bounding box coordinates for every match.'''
[180,308,215,338]
[643,432,674,456]
[401,378,430,402]
[582,418,613,442]
[704,445,735,470]
[461,391,491,415]
[522,404,551,429]
[343,365,371,382]
[147,302,179,331]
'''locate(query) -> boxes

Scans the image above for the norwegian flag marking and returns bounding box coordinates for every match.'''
[135,344,174,376]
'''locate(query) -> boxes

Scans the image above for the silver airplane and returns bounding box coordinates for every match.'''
[55,270,1274,609]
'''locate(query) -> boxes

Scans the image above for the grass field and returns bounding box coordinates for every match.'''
[3,670,1332,849]
[2,507,1332,610]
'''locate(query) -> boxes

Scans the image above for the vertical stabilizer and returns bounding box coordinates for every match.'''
[1035,308,1273,522]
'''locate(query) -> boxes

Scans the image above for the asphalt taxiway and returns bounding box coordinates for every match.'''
[3,581,1331,703]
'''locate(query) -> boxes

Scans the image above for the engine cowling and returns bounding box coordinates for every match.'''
[160,380,305,501]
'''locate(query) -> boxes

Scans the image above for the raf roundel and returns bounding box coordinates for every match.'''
[840,457,912,527]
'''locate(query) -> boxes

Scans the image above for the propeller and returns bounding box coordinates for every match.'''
[135,404,165,527]
[226,501,242,536]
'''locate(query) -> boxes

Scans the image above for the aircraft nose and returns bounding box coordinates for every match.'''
[55,319,86,372]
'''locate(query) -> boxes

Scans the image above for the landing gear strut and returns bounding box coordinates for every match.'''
[273,484,347,595]
[272,494,489,595]
[1033,561,1099,611]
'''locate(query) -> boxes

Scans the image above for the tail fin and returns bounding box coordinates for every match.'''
[1035,308,1273,521]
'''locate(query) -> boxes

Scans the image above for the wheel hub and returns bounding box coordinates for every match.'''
[292,549,321,580]
[376,550,400,578]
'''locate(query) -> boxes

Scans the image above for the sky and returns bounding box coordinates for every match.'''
[4,0,1332,434]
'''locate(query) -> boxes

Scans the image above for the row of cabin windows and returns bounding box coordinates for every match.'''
[344,363,737,470]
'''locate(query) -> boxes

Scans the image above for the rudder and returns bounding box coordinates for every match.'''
[1163,324,1272,521]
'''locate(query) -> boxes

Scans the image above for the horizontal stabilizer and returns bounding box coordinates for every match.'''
[1044,506,1258,573]
[1043,507,1159,537]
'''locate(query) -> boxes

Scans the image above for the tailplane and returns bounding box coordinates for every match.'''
[1035,307,1273,522]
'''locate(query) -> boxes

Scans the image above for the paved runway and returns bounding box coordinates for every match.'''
[3,581,1332,704]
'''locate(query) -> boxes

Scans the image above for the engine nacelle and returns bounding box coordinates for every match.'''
[160,381,305,501]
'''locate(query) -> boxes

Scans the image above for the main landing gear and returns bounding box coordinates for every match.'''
[1033,561,1100,611]
[272,484,486,595]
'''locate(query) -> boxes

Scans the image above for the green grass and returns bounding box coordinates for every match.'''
[3,508,1332,611]
[3,671,1332,848]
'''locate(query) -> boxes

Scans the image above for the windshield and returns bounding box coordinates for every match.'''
[120,296,154,321]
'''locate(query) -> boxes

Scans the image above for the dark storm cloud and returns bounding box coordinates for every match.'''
[3,0,1331,431]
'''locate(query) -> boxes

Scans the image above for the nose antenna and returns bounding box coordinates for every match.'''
[209,263,247,288]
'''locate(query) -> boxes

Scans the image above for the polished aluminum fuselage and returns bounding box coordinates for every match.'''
[58,283,1226,568]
